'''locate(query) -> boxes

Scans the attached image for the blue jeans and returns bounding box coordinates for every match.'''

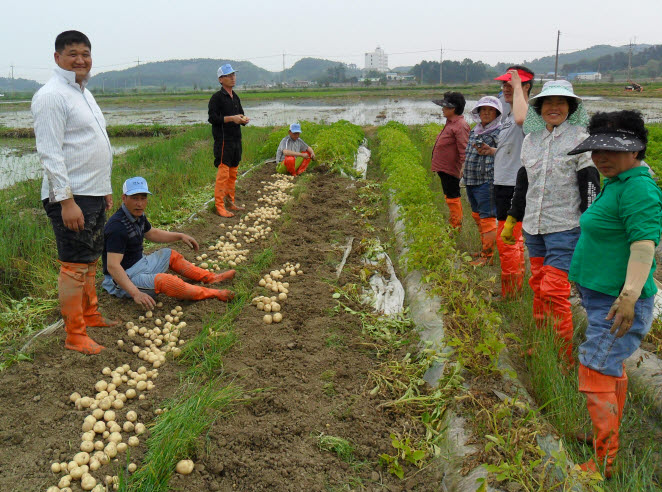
[522,227,581,273]
[578,285,654,377]
[102,248,172,298]
[466,182,496,218]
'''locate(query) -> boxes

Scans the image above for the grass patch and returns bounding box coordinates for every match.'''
[123,380,241,492]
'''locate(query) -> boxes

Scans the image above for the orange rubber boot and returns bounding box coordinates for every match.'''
[296,151,312,175]
[154,273,234,301]
[528,257,545,327]
[168,250,236,284]
[470,212,481,258]
[615,368,628,422]
[514,221,526,279]
[498,220,525,298]
[578,364,621,479]
[540,265,574,363]
[445,197,463,230]
[83,262,118,327]
[59,261,104,355]
[226,166,244,211]
[214,164,233,217]
[470,217,497,266]
[283,156,297,175]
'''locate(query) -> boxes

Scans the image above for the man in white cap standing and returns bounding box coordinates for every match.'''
[33,30,116,355]
[208,63,250,217]
[103,177,235,307]
[276,123,316,175]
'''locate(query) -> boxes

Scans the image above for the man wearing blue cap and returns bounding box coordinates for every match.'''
[103,177,235,308]
[208,63,250,217]
[276,123,316,176]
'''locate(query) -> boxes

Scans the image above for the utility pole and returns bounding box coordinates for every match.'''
[282,52,286,85]
[135,57,141,92]
[628,40,632,82]
[553,30,561,80]
[439,44,443,85]
[10,64,14,95]
[420,65,424,85]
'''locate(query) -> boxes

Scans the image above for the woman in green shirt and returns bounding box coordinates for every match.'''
[568,110,662,478]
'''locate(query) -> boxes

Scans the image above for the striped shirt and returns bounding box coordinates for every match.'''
[276,136,310,162]
[32,66,113,202]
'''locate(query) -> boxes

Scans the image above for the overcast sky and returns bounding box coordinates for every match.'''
[3,0,661,83]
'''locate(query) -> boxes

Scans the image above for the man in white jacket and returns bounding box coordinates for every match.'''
[32,30,115,355]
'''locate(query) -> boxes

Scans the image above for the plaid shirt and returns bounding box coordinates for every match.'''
[463,127,500,186]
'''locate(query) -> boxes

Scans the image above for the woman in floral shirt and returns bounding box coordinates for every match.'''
[502,80,600,363]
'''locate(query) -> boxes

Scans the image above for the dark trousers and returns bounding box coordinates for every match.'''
[494,185,515,221]
[213,139,242,167]
[43,196,106,263]
[437,171,461,199]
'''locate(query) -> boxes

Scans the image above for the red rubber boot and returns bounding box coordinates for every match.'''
[168,250,235,284]
[83,262,118,327]
[578,364,621,479]
[154,274,234,301]
[60,261,104,355]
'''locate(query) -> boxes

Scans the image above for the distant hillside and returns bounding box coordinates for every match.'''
[87,59,277,90]
[563,45,662,77]
[0,77,41,92]
[523,44,650,74]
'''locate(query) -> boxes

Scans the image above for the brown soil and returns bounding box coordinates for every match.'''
[0,163,441,491]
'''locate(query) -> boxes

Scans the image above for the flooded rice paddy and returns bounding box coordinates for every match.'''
[2,96,662,188]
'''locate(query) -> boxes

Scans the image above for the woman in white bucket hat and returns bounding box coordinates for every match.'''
[464,96,502,266]
[502,80,600,365]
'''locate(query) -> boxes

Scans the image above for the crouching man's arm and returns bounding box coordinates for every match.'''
[145,229,199,251]
[107,253,156,310]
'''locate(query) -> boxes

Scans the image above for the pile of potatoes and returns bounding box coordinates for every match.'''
[51,365,150,491]
[195,174,296,272]
[252,262,304,324]
[124,305,186,367]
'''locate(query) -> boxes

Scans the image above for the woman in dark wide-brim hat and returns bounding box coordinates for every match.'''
[430,91,470,230]
[568,110,662,478]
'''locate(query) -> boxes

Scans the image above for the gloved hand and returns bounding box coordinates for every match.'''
[500,216,518,245]
[606,292,637,338]
[606,240,655,338]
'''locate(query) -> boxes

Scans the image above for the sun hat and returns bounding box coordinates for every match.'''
[529,79,582,104]
[568,130,646,155]
[122,177,151,196]
[289,123,302,133]
[471,96,503,117]
[523,80,589,134]
[494,68,534,83]
[217,64,237,77]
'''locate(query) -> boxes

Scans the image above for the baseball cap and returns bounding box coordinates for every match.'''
[289,123,302,133]
[122,176,151,196]
[217,64,237,77]
[494,68,534,83]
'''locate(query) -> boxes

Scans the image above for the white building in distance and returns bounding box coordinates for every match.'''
[365,46,388,73]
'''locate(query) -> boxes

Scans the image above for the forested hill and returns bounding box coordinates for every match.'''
[86,59,277,91]
[522,44,651,74]
[0,77,41,92]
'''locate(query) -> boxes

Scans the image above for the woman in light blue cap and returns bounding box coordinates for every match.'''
[502,80,600,364]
